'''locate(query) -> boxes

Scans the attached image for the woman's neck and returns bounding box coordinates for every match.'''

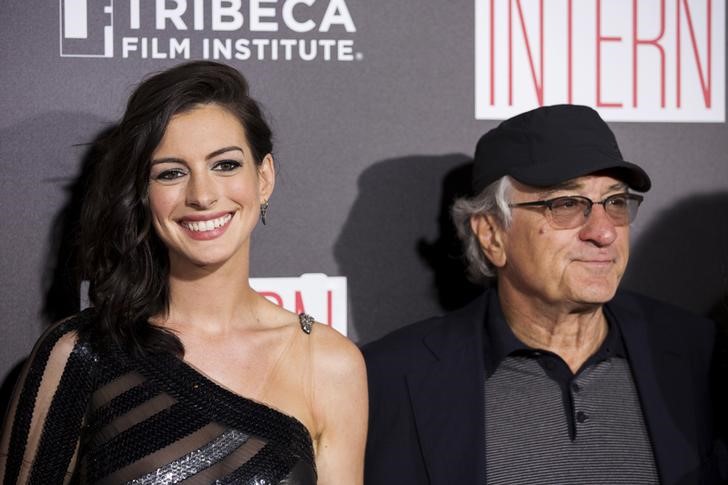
[161,254,261,335]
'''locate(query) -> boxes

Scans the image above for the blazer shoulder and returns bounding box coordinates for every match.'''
[611,290,716,347]
[363,293,489,373]
[362,315,445,377]
[363,315,441,355]
[613,290,714,325]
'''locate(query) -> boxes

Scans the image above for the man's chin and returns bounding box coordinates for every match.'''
[570,285,620,307]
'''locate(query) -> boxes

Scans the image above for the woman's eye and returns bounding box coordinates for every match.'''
[213,160,242,172]
[154,169,186,181]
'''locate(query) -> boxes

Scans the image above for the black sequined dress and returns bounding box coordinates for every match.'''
[1,310,317,484]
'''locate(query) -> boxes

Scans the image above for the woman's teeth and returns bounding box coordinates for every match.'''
[182,213,232,232]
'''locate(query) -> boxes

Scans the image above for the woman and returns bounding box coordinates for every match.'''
[0,61,367,484]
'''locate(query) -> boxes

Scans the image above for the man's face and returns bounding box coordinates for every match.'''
[497,174,631,311]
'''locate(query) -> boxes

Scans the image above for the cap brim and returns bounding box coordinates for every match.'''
[509,156,651,192]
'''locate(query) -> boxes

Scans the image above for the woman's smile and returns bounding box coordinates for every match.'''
[178,212,234,239]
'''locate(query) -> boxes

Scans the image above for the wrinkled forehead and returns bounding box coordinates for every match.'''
[512,172,629,199]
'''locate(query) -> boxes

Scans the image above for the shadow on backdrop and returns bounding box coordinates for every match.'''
[0,125,113,424]
[42,127,114,324]
[623,192,728,436]
[623,191,728,324]
[334,154,482,345]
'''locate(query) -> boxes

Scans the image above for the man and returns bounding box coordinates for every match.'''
[364,105,726,484]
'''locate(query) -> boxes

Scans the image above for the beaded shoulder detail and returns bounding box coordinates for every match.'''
[298,313,314,335]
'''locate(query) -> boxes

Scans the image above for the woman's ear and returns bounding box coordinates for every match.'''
[470,213,507,268]
[258,153,275,201]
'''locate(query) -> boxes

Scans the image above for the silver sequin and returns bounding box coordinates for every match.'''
[126,429,249,484]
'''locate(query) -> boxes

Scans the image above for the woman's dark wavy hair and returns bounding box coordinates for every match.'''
[79,61,273,356]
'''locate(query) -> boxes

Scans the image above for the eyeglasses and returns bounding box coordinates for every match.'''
[508,193,644,229]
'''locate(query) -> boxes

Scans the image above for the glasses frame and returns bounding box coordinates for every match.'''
[508,192,644,229]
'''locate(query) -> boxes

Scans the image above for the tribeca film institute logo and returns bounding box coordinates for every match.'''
[475,0,725,122]
[60,0,361,62]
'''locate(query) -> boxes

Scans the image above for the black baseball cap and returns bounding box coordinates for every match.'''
[472,104,651,194]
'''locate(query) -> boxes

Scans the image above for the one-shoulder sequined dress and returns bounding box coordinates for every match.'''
[1,310,317,484]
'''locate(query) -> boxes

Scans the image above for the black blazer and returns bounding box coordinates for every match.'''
[364,289,727,485]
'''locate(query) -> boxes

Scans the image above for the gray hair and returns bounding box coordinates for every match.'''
[451,176,513,282]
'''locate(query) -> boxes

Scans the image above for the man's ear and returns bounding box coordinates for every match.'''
[470,213,507,268]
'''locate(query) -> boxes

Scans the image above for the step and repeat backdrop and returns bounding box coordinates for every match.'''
[1,0,727,395]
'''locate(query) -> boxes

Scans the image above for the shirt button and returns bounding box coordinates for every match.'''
[576,411,589,423]
[571,383,581,393]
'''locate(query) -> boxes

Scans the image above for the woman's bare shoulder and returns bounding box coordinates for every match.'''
[306,322,367,411]
[309,323,364,370]
[306,322,367,483]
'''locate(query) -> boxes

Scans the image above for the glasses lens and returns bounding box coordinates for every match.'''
[548,197,590,228]
[604,194,641,225]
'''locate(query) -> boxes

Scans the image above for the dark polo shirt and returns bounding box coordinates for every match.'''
[483,290,660,484]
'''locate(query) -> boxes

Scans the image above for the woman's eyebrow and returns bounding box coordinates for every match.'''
[150,146,244,165]
[150,157,184,166]
[206,146,244,160]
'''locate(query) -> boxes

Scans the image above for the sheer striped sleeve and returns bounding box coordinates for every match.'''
[0,316,95,484]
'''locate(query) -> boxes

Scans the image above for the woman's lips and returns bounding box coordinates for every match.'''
[178,212,233,240]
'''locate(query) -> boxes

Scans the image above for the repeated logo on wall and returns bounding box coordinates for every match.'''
[82,274,348,335]
[475,0,725,122]
[250,273,348,336]
[60,0,361,62]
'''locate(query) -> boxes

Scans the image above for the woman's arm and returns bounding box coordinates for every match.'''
[310,326,368,485]
[0,319,93,484]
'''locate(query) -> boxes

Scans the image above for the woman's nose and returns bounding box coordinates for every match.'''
[185,172,218,209]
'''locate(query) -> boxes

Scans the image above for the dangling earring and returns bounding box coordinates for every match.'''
[260,200,269,225]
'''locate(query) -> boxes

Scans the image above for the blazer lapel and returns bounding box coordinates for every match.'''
[406,296,488,485]
[608,294,699,484]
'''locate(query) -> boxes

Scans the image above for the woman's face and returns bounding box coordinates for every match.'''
[148,103,274,271]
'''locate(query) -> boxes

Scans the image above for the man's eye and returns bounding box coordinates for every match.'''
[606,195,628,207]
[553,197,580,209]
[213,160,242,171]
[155,169,186,181]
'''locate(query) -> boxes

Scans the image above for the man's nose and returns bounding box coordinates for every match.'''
[578,203,618,246]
